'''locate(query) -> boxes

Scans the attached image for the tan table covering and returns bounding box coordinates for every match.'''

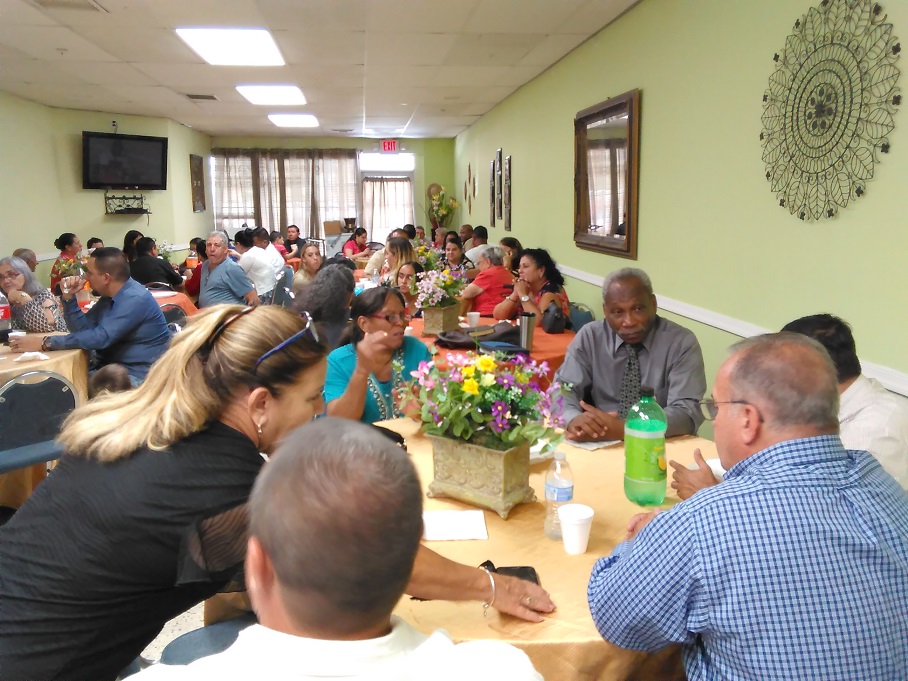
[0,339,88,507]
[151,290,199,316]
[385,417,718,681]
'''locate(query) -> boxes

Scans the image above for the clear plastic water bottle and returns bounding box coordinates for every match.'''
[624,386,667,506]
[0,291,10,333]
[544,451,574,539]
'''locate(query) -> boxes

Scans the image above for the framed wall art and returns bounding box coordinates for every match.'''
[503,155,512,232]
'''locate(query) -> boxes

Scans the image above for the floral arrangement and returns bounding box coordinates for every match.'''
[158,240,174,264]
[425,185,459,228]
[414,242,439,270]
[408,352,569,452]
[413,268,466,308]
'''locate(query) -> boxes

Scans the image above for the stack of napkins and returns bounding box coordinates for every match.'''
[422,510,488,541]
[14,352,49,362]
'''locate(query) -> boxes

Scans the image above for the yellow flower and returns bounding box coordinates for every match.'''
[475,356,497,373]
[515,372,529,384]
[461,366,475,378]
[462,378,479,395]
[443,269,450,275]
[480,373,496,387]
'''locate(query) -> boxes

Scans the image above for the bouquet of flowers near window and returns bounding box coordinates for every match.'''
[414,243,439,270]
[425,185,459,229]
[408,352,569,452]
[413,268,466,308]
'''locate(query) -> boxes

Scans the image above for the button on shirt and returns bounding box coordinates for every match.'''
[839,374,908,491]
[199,259,254,308]
[553,317,706,436]
[587,435,908,680]
[44,277,170,382]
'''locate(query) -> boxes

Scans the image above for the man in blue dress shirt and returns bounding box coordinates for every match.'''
[587,332,908,680]
[12,247,170,385]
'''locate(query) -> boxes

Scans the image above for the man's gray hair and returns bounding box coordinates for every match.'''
[12,248,35,263]
[602,267,653,300]
[479,245,505,266]
[727,333,839,431]
[297,264,355,324]
[0,256,42,295]
[249,418,423,634]
[206,231,228,247]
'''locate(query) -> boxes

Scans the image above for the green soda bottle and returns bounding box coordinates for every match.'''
[624,386,667,506]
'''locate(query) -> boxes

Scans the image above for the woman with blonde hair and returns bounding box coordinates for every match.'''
[0,305,329,680]
[291,242,323,296]
[381,236,416,285]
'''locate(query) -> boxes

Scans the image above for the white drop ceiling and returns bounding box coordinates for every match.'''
[0,0,637,138]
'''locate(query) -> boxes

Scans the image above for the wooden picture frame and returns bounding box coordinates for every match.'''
[495,148,503,220]
[489,160,496,227]
[503,155,512,232]
[189,154,206,213]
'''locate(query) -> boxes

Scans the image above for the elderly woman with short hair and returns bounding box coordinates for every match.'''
[295,264,355,351]
[0,255,67,333]
[458,246,514,317]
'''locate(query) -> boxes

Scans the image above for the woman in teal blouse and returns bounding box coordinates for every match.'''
[324,287,431,423]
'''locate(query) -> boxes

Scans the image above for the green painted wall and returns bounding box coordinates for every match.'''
[455,0,908,397]
[210,135,455,228]
[0,90,213,282]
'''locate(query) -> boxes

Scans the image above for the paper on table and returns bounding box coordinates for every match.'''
[568,438,621,451]
[150,291,173,299]
[423,509,488,541]
[14,352,49,362]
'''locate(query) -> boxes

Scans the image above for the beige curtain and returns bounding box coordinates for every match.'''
[587,140,627,235]
[211,148,358,237]
[362,177,415,244]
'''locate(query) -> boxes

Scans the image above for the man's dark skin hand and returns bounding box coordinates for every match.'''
[566,400,626,442]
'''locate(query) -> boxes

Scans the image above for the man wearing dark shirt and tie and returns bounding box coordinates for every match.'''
[554,268,706,441]
[10,247,170,385]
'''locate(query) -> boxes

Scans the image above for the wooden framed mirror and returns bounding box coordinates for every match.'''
[574,89,640,259]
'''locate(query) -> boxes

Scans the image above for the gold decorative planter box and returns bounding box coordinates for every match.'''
[426,435,536,519]
[421,304,459,336]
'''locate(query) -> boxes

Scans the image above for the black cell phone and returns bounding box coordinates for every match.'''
[494,565,540,585]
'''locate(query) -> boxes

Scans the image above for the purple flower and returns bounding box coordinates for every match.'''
[497,374,516,388]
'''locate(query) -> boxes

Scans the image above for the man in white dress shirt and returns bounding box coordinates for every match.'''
[672,314,908,497]
[253,227,286,280]
[133,419,542,681]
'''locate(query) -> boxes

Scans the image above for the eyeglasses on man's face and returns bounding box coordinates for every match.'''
[698,398,765,422]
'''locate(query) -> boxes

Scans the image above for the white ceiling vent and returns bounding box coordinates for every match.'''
[31,0,108,12]
[186,94,219,101]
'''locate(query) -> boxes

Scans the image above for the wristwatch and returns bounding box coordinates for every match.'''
[520,295,530,303]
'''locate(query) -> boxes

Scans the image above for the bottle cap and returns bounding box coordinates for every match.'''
[640,386,655,397]
[554,451,566,461]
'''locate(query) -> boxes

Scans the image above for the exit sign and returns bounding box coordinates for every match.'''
[381,139,399,152]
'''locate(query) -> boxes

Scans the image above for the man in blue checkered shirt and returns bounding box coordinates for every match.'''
[588,333,908,680]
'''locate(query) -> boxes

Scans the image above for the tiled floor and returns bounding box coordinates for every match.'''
[141,603,204,662]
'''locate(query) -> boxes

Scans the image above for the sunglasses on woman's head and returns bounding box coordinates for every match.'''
[200,309,320,370]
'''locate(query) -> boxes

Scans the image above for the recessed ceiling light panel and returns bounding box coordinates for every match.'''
[268,114,319,128]
[176,28,284,66]
[236,85,306,105]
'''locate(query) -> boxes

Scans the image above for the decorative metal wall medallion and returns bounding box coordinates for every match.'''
[761,0,901,220]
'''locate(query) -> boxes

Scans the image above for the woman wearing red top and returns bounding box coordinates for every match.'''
[459,246,514,316]
[342,228,372,259]
[493,248,570,328]
[49,232,82,296]
[183,241,207,299]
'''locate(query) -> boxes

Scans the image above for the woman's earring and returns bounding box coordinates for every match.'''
[256,422,263,436]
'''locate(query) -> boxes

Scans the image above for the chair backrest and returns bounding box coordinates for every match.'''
[145,282,175,292]
[323,220,343,235]
[160,303,188,328]
[306,238,327,256]
[366,241,383,251]
[569,302,596,332]
[0,371,79,451]
[270,266,295,307]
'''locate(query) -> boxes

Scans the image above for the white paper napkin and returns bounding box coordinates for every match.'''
[568,438,621,451]
[14,352,50,362]
[422,509,488,541]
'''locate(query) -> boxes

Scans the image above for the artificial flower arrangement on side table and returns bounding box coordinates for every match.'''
[425,184,459,232]
[413,268,466,335]
[408,352,570,518]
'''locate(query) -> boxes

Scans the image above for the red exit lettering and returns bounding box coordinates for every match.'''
[381,139,398,152]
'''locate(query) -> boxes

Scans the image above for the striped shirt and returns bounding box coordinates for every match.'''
[588,435,908,680]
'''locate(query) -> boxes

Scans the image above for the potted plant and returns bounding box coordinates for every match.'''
[407,352,569,518]
[413,268,466,335]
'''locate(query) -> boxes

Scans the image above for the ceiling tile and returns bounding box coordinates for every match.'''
[556,0,638,33]
[0,25,118,61]
[133,63,293,89]
[444,33,541,66]
[464,1,587,34]
[276,29,365,66]
[365,32,458,66]
[68,26,199,63]
[0,0,59,26]
[146,0,267,28]
[257,0,369,33]
[55,61,157,86]
[364,0,480,32]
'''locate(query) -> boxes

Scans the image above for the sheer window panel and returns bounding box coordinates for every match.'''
[313,151,360,239]
[362,177,415,244]
[212,151,256,236]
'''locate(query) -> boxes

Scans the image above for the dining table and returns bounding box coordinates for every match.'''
[0,339,89,508]
[286,257,301,272]
[408,316,576,381]
[148,290,199,316]
[385,417,716,681]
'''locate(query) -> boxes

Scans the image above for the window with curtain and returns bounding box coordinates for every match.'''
[587,139,627,235]
[362,177,415,244]
[211,148,359,239]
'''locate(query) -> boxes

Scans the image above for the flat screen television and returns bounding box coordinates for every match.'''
[82,131,168,190]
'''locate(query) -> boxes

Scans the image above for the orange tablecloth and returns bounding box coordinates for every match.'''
[408,316,575,379]
[0,341,88,507]
[151,291,198,316]
[387,417,714,680]
[286,257,301,272]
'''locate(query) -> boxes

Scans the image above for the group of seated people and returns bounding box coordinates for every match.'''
[2,230,906,679]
